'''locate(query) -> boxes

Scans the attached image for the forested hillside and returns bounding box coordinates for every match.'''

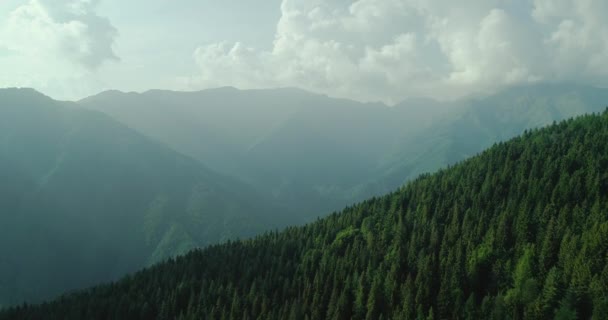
[0,89,288,306]
[4,110,607,319]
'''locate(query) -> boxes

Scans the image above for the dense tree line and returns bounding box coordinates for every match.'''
[2,111,608,319]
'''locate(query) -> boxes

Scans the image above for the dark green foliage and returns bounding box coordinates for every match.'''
[3,110,608,319]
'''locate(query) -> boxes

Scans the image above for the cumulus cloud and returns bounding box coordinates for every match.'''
[189,0,608,103]
[1,0,118,69]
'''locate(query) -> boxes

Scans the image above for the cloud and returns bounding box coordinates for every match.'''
[189,0,608,103]
[1,0,118,69]
[0,45,13,57]
[534,0,608,79]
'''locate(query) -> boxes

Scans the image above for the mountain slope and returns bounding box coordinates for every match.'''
[0,89,286,306]
[5,110,608,319]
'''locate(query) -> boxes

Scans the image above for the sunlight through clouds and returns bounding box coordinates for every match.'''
[1,0,607,103]
[190,0,608,103]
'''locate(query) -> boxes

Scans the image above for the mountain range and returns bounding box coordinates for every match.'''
[80,84,608,216]
[0,83,607,307]
[4,106,607,320]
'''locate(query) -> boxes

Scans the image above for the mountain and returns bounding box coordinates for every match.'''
[78,85,608,221]
[0,88,287,306]
[78,88,449,217]
[5,110,608,319]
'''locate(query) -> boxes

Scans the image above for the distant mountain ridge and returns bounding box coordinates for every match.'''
[79,87,449,218]
[79,84,608,218]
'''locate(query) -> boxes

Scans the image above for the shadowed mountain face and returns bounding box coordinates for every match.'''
[80,84,608,218]
[0,88,287,305]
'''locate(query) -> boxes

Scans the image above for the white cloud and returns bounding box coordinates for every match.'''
[534,0,608,80]
[1,0,117,69]
[189,0,608,103]
[0,0,118,100]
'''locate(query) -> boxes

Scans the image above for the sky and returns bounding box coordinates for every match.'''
[1,0,607,103]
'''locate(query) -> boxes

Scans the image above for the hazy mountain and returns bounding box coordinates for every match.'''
[80,84,608,219]
[0,88,287,305]
[79,87,449,217]
[6,110,607,320]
